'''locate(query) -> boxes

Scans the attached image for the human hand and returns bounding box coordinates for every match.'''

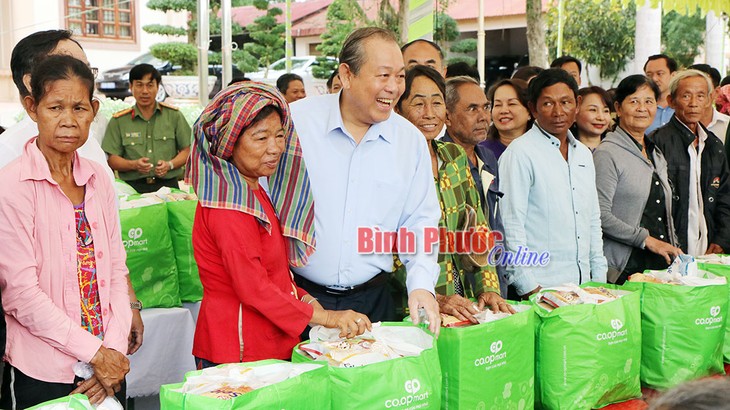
[437,294,479,324]
[154,160,170,178]
[133,157,153,174]
[706,243,724,255]
[645,236,683,264]
[128,309,144,355]
[477,291,516,314]
[70,375,108,405]
[408,289,441,336]
[324,310,372,338]
[520,286,542,301]
[89,346,129,396]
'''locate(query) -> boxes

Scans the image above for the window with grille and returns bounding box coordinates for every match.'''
[65,0,134,41]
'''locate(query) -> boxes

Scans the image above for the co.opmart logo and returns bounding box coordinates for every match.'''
[384,378,430,408]
[596,318,628,342]
[123,227,148,248]
[474,340,507,367]
[695,306,723,326]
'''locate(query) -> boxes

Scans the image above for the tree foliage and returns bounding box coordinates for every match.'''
[312,0,369,79]
[433,12,460,46]
[234,0,286,76]
[546,0,635,82]
[661,9,705,68]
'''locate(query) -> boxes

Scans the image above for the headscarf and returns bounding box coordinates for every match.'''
[185,81,315,267]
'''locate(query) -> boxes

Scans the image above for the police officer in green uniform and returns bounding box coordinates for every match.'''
[102,63,191,193]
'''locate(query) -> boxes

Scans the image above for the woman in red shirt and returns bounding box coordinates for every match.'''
[186,82,371,367]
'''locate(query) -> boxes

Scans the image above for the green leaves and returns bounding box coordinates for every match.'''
[142,24,187,37]
[314,0,369,78]
[661,9,705,68]
[547,0,636,82]
[236,0,286,76]
[150,42,198,74]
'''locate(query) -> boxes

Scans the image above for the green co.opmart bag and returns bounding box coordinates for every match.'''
[120,198,181,308]
[28,394,95,409]
[697,258,730,363]
[292,322,442,409]
[532,283,642,410]
[624,273,727,389]
[437,304,535,410]
[159,360,329,410]
[166,199,202,302]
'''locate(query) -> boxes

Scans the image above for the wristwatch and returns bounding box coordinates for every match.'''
[130,300,143,310]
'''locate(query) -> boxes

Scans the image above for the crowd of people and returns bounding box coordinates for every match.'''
[0,25,729,408]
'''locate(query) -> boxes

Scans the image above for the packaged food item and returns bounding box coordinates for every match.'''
[540,290,583,309]
[628,272,671,284]
[298,324,429,368]
[440,313,471,328]
[199,385,253,399]
[536,284,620,311]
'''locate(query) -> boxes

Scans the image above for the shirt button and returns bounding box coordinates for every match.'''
[660,235,665,239]
[163,137,167,141]
[97,251,103,259]
[658,217,662,221]
[709,197,714,202]
[103,309,108,316]
[92,222,98,229]
[655,181,660,186]
[99,280,106,287]
[147,135,151,139]
[656,199,661,204]
[131,142,135,146]
[148,149,152,153]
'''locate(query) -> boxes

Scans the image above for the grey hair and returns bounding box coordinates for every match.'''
[648,378,730,410]
[445,75,480,112]
[339,27,398,75]
[668,69,713,99]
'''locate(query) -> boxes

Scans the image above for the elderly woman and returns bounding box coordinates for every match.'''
[574,86,613,151]
[186,82,370,368]
[395,65,512,322]
[481,79,531,160]
[593,75,682,283]
[0,55,132,407]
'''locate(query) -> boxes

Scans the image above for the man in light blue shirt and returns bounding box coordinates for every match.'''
[645,54,678,134]
[290,27,441,332]
[498,68,607,297]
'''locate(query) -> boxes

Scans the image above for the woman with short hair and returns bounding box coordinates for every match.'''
[593,75,682,283]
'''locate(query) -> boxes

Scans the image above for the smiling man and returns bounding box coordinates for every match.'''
[289,27,441,332]
[102,64,191,193]
[498,68,607,298]
[651,69,730,256]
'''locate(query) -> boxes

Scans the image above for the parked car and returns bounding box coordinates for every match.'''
[247,56,337,84]
[95,52,244,101]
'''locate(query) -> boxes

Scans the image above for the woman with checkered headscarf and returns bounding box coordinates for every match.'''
[186,82,370,367]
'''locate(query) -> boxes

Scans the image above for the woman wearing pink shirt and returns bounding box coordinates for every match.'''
[0,55,132,408]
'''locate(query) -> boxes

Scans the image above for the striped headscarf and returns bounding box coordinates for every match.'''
[185,81,315,267]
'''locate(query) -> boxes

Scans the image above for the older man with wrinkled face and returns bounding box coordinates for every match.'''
[651,69,730,257]
[498,68,607,299]
[289,27,442,333]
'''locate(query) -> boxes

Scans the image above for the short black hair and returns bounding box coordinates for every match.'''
[550,55,582,74]
[0,126,5,135]
[643,54,678,73]
[276,73,304,94]
[400,39,445,62]
[396,65,445,112]
[688,64,721,89]
[527,68,579,107]
[326,68,339,89]
[129,63,162,84]
[512,66,544,82]
[228,77,250,87]
[445,61,480,82]
[722,75,730,87]
[30,54,95,103]
[10,29,82,97]
[613,74,660,106]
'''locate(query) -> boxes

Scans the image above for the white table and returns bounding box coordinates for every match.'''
[126,308,196,397]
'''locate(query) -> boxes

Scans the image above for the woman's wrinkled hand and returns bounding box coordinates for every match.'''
[70,375,108,405]
[437,294,479,323]
[477,291,516,314]
[324,310,372,338]
[89,346,129,397]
